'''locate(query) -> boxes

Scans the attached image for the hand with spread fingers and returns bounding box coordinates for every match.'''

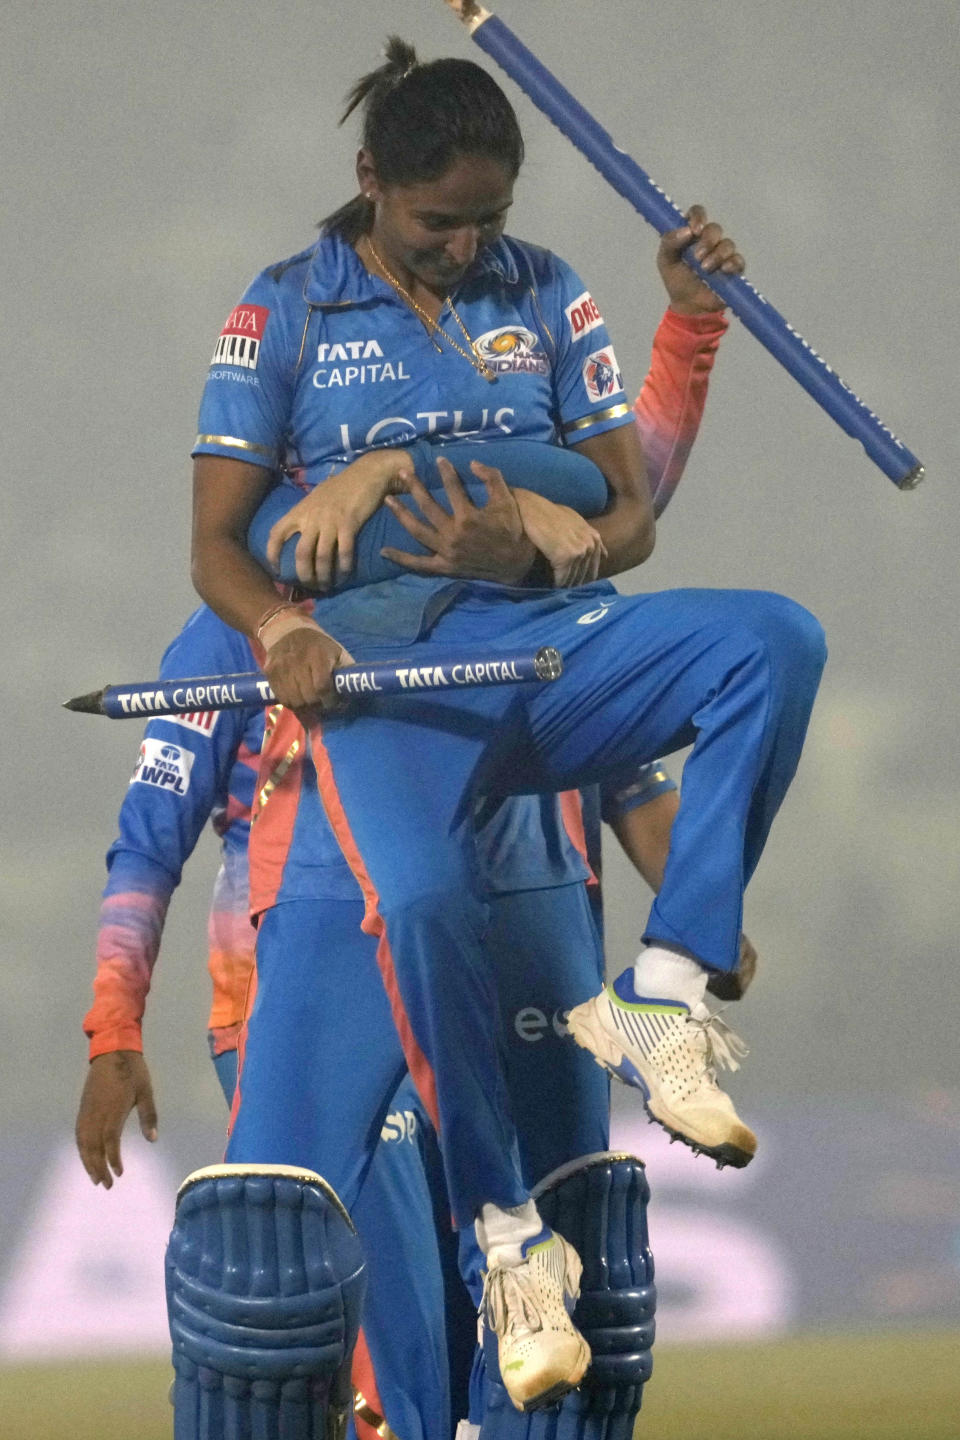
[658,204,745,316]
[75,1050,158,1188]
[381,457,536,583]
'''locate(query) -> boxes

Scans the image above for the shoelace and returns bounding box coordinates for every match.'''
[688,1004,749,1075]
[482,1261,544,1338]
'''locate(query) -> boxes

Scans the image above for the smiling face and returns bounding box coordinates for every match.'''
[358,149,515,297]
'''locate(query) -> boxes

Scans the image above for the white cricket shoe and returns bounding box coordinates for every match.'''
[482,1228,590,1412]
[567,968,757,1168]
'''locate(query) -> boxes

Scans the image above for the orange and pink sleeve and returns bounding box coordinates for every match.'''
[635,308,729,516]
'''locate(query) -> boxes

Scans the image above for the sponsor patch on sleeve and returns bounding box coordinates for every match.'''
[130,738,195,796]
[582,346,623,403]
[211,304,270,370]
[565,290,604,341]
[170,710,219,738]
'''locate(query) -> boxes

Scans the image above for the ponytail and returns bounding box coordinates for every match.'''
[340,36,417,126]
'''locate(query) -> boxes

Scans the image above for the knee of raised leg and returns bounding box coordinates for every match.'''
[754,593,827,675]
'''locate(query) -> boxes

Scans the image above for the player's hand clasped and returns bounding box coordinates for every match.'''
[384,457,606,588]
[658,204,745,316]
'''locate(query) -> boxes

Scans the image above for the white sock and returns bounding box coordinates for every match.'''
[633,944,708,1008]
[475,1198,543,1269]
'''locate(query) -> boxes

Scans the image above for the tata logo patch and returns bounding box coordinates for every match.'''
[312,337,410,389]
[131,738,195,796]
[473,326,549,375]
[317,339,385,363]
[211,304,270,370]
[582,346,623,403]
[170,711,218,737]
[565,290,603,340]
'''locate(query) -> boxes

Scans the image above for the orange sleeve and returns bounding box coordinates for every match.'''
[634,308,729,516]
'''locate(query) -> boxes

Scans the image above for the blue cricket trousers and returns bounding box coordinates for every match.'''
[310,583,826,1227]
[227,882,610,1440]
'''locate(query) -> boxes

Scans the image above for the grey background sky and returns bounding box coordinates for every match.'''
[2,0,958,1163]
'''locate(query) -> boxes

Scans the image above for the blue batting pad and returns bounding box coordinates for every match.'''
[476,1153,655,1440]
[166,1163,366,1440]
[247,437,609,590]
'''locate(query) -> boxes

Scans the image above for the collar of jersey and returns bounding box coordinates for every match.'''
[302,229,520,307]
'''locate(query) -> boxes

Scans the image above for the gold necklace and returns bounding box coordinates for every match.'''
[364,237,496,383]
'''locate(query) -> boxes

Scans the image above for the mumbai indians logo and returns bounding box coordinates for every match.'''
[582,346,622,403]
[473,325,549,375]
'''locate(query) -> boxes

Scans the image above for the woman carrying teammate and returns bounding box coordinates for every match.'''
[189,40,825,1410]
[79,202,745,1440]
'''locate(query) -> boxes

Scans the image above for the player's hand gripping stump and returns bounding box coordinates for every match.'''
[442,0,923,489]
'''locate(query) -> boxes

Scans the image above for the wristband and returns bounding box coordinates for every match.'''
[257,602,324,651]
[255,599,298,637]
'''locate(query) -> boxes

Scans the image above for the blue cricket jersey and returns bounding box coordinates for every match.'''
[195,229,633,473]
[193,230,635,646]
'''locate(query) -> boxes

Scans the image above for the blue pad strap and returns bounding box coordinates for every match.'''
[166,1163,366,1440]
[476,1153,655,1440]
[247,438,609,590]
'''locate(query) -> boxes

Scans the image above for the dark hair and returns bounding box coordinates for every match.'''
[322,37,524,241]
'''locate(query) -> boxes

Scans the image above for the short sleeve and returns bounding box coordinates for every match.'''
[537,252,634,444]
[193,270,298,468]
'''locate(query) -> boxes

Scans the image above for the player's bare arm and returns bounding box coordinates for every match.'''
[562,208,744,576]
[501,207,744,585]
[570,421,655,576]
[192,454,348,710]
[192,453,289,633]
[611,789,680,893]
[510,485,607,587]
